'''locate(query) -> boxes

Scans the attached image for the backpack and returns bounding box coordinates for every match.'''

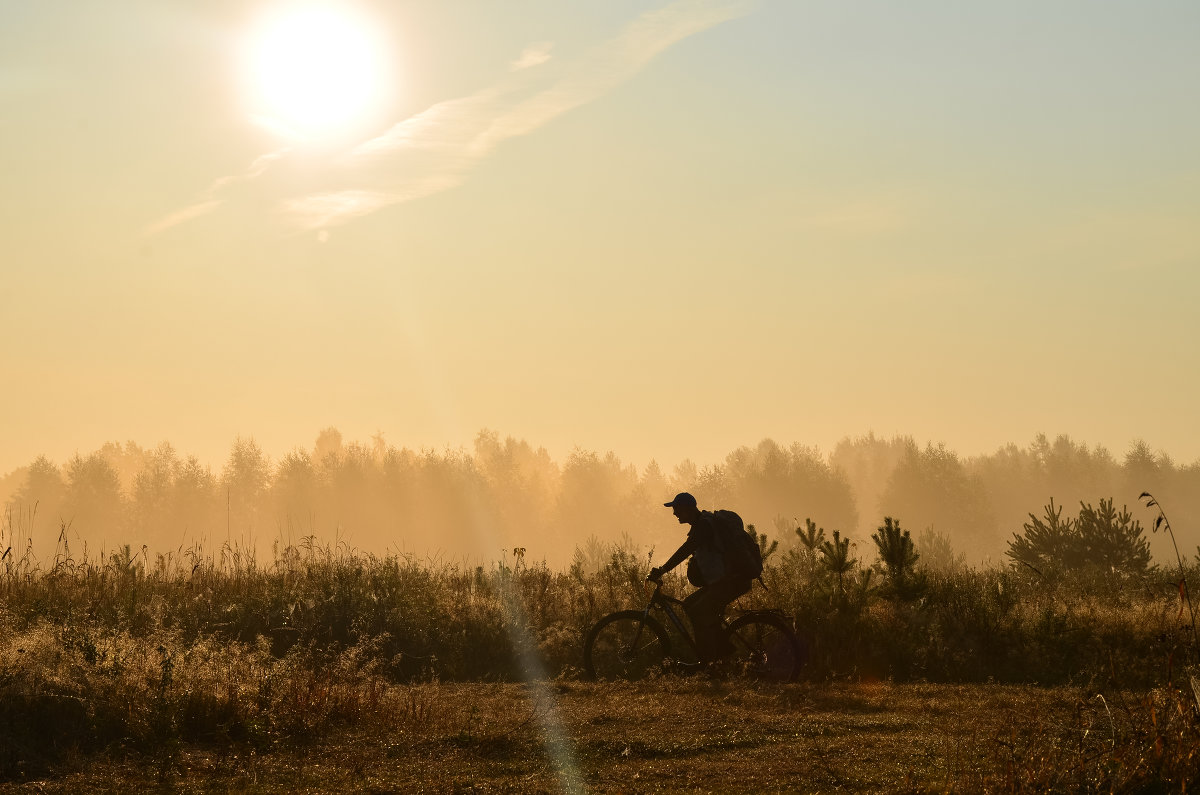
[711,509,764,581]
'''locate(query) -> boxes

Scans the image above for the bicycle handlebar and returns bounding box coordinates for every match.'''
[643,577,688,608]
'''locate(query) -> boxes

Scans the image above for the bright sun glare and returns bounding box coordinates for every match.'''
[244,5,387,140]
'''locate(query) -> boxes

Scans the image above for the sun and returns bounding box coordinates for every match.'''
[243,4,389,141]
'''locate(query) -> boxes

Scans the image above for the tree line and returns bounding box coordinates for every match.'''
[1,429,1195,568]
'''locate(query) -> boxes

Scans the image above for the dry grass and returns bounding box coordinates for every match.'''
[0,679,1194,793]
[2,539,1196,791]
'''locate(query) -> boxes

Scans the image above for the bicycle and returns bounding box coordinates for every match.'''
[583,577,805,682]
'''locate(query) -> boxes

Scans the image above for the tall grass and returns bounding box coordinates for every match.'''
[5,532,1194,683]
[2,529,1196,779]
[955,686,1200,792]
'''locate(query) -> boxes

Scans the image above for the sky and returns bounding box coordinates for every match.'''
[2,0,1199,476]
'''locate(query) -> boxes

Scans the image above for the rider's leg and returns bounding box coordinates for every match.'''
[684,577,752,661]
[683,586,720,661]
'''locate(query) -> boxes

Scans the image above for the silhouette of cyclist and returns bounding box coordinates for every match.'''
[648,492,752,663]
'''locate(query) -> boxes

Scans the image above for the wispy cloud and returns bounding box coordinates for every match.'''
[291,0,754,229]
[143,200,224,237]
[145,148,290,236]
[149,0,754,235]
[511,42,553,71]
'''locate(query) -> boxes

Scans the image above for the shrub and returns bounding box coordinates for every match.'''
[1007,497,1152,581]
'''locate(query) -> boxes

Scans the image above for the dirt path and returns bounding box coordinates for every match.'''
[1,680,1099,793]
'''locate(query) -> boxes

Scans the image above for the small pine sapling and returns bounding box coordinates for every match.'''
[819,529,856,602]
[872,517,926,600]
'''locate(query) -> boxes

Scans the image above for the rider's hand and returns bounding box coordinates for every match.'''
[647,567,663,582]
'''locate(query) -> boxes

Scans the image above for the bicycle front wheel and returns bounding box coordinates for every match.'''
[724,613,804,683]
[583,611,670,681]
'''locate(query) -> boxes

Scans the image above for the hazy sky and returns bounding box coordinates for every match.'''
[3,0,1198,475]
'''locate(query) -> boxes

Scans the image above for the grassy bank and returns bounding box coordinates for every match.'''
[1,541,1197,787]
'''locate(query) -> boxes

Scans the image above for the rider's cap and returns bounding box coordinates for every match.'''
[663,492,697,509]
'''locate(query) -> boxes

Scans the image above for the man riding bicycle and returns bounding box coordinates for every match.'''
[648,492,754,663]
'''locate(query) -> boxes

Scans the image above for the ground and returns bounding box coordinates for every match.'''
[0,680,1111,793]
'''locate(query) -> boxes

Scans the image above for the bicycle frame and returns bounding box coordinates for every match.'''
[584,578,803,681]
[641,579,702,661]
[640,579,788,663]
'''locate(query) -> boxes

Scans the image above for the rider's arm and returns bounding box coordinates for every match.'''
[650,537,698,580]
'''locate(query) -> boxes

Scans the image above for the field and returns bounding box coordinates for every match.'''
[3,680,1194,793]
[1,541,1197,792]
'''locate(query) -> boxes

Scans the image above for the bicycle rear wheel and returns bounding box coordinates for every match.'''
[724,613,804,683]
[583,611,670,681]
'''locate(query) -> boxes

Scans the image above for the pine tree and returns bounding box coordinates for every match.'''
[872,517,925,599]
[820,529,856,600]
[746,524,778,564]
[1007,497,1152,579]
[1077,498,1151,575]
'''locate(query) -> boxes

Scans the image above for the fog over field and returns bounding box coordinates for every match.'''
[2,429,1195,569]
[3,3,1199,570]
